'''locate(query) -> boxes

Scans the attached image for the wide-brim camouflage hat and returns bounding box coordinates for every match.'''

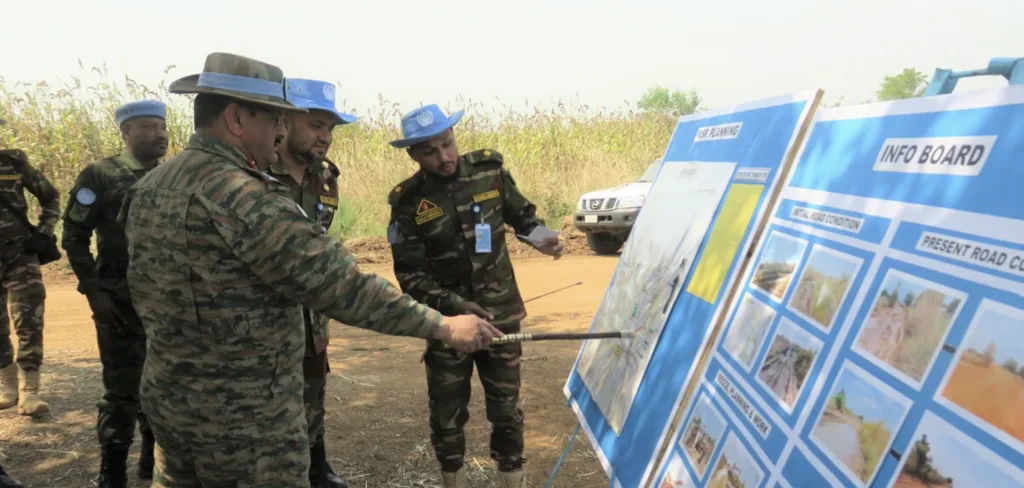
[169,52,306,113]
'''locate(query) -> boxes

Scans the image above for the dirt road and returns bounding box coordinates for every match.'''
[814,412,864,478]
[759,348,800,407]
[1,255,618,487]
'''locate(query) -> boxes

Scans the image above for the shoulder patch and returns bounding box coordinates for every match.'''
[465,149,503,166]
[75,187,97,205]
[386,220,403,245]
[322,158,340,178]
[0,149,28,164]
[387,174,422,206]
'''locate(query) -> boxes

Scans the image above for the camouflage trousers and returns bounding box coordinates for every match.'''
[148,419,310,488]
[0,252,46,372]
[92,294,151,447]
[303,319,328,445]
[423,322,525,473]
[143,384,310,487]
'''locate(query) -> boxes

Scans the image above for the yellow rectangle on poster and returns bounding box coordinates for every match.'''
[687,183,764,304]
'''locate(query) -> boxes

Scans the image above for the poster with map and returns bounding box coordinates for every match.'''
[564,89,822,488]
[577,161,737,434]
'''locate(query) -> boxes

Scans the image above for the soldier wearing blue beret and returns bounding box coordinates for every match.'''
[386,104,563,488]
[61,99,169,486]
[269,78,357,488]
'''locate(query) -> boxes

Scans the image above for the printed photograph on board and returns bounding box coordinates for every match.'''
[788,245,862,331]
[853,269,966,386]
[811,364,911,487]
[937,299,1024,448]
[887,411,1024,488]
[659,453,698,488]
[679,392,729,478]
[756,318,824,412]
[707,432,764,488]
[751,232,808,302]
[723,293,777,370]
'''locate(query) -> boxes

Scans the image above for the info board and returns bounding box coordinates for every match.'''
[564,89,822,488]
[648,84,1024,488]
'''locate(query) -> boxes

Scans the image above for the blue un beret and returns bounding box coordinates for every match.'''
[115,100,167,126]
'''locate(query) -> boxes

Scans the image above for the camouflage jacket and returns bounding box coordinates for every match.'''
[0,149,60,260]
[61,150,156,300]
[387,149,543,329]
[266,157,340,353]
[119,133,443,423]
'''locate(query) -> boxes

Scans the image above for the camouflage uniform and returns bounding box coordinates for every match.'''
[61,150,155,474]
[0,148,59,416]
[387,149,542,473]
[265,157,340,446]
[120,133,445,486]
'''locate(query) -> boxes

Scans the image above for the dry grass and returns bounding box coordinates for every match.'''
[1,64,675,241]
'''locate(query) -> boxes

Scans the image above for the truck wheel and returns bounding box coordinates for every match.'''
[586,232,624,255]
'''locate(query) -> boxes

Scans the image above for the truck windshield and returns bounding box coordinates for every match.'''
[638,160,663,182]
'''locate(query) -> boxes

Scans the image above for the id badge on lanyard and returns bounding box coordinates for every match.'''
[473,204,491,253]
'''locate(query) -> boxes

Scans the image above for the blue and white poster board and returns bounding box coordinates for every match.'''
[564,89,823,488]
[649,85,1024,488]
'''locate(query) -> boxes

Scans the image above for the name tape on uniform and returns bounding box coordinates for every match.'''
[473,190,500,203]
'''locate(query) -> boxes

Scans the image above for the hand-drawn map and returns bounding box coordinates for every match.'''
[577,161,737,433]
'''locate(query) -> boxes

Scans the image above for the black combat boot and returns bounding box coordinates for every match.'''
[138,429,155,480]
[309,437,348,488]
[98,445,129,488]
[0,465,25,488]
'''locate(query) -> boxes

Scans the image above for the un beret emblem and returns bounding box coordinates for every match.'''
[416,110,433,127]
[323,84,335,102]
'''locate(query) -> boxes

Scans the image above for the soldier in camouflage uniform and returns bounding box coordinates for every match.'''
[0,117,61,418]
[117,52,501,487]
[61,100,169,487]
[386,104,564,488]
[268,78,359,488]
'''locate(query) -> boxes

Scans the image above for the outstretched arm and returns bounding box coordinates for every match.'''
[222,191,446,339]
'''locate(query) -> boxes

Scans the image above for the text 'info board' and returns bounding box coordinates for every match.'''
[650,85,1024,488]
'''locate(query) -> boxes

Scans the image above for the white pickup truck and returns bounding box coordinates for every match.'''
[573,158,663,255]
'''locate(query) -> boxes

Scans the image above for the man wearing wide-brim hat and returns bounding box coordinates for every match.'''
[118,52,503,487]
[269,77,359,488]
[385,104,564,488]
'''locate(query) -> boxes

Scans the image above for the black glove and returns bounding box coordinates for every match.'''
[22,231,61,265]
[23,232,52,254]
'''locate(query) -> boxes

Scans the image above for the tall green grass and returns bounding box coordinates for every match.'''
[1,66,675,240]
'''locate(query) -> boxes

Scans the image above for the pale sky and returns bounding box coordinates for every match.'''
[1,0,1019,120]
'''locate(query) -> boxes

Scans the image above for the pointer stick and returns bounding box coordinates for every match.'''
[523,281,584,304]
[490,330,635,345]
